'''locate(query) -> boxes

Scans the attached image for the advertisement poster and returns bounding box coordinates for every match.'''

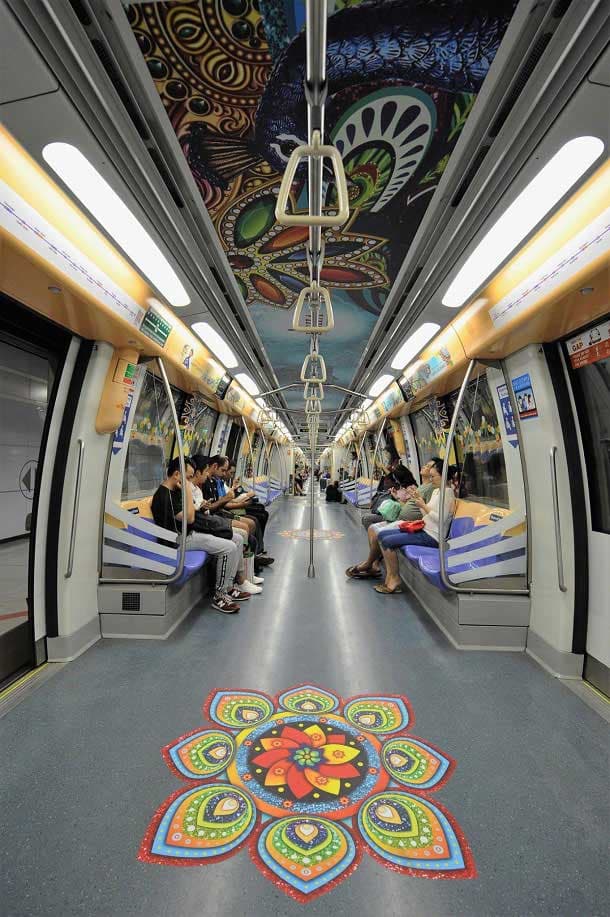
[512,373,538,420]
[566,319,610,369]
[497,384,518,447]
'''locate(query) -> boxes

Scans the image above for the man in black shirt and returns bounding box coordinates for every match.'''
[325,480,345,503]
[151,458,249,614]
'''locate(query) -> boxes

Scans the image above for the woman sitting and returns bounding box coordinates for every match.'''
[347,459,439,579]
[373,458,455,595]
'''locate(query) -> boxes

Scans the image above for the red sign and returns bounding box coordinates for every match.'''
[567,320,610,369]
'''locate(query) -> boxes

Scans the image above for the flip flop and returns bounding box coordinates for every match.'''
[346,565,382,579]
[374,584,403,595]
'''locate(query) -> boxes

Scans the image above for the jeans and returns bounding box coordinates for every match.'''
[185,530,244,592]
[377,529,439,551]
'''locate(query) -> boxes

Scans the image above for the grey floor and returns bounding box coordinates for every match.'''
[1,494,609,917]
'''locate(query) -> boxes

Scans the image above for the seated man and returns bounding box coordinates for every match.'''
[191,455,264,588]
[214,456,274,570]
[373,458,456,594]
[151,457,256,614]
[346,459,441,579]
[325,480,344,503]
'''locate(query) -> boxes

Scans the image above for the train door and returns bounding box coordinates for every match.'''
[563,316,610,697]
[0,296,69,687]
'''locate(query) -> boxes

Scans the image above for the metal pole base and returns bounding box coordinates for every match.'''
[308,564,316,578]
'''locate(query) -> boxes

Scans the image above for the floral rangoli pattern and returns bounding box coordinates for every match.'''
[139,685,476,901]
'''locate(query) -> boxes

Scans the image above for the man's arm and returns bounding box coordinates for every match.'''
[204,486,235,512]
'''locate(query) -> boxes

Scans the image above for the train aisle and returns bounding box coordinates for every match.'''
[1,492,608,917]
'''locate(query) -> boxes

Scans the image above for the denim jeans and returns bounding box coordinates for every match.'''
[377,529,438,551]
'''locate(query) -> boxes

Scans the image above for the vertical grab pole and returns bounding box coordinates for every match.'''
[308,433,316,578]
[157,357,187,581]
[439,360,474,591]
[241,415,256,490]
[369,417,387,508]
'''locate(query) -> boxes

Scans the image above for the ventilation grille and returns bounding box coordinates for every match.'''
[121,592,141,611]
[488,32,553,139]
[451,145,491,207]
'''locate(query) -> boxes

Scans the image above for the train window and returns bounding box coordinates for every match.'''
[411,397,453,468]
[121,370,183,501]
[565,324,610,534]
[179,392,219,459]
[446,373,509,509]
[225,421,243,463]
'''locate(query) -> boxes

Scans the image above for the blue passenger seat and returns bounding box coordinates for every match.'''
[126,524,208,587]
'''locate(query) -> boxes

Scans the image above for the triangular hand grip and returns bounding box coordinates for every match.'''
[275,130,349,227]
[305,398,322,414]
[304,381,324,400]
[292,284,334,334]
[301,352,327,383]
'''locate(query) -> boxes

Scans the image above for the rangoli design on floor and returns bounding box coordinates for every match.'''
[278,529,345,540]
[139,685,476,901]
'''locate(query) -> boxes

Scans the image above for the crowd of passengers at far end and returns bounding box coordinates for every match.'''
[151,455,274,614]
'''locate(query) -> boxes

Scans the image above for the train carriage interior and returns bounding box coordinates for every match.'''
[0,0,609,914]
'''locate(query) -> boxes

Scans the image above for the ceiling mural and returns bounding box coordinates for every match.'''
[127,0,517,409]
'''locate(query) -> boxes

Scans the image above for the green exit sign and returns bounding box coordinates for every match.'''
[140,308,172,347]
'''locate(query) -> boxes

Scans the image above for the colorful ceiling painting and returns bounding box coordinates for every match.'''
[138,685,476,901]
[127,0,517,409]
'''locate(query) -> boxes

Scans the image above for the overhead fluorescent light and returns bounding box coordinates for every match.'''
[369,374,394,398]
[235,372,260,396]
[361,398,373,409]
[191,322,238,368]
[442,136,605,309]
[391,322,440,369]
[42,142,190,308]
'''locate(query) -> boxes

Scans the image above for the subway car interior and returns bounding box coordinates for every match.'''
[1,1,609,915]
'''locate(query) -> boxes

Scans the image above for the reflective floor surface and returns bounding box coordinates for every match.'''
[1,494,608,916]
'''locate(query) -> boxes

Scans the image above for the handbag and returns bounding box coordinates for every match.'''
[398,519,425,533]
[193,510,233,539]
[371,489,391,514]
[378,499,401,522]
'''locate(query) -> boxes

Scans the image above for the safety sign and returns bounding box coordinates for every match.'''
[512,373,538,420]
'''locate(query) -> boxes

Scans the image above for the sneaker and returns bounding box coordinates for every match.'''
[212,592,240,614]
[228,587,251,601]
[252,575,264,585]
[255,555,275,567]
[240,579,263,595]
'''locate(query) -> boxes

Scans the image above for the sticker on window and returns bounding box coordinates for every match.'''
[512,373,538,420]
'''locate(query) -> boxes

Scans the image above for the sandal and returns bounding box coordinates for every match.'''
[374,584,403,595]
[346,565,382,579]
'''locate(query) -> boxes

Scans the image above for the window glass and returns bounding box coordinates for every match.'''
[411,396,452,467]
[179,392,218,458]
[446,374,509,509]
[565,324,610,534]
[121,370,183,500]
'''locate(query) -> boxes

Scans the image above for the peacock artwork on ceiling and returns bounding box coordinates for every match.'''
[128,0,517,408]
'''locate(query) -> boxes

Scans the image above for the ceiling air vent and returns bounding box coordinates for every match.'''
[147,147,184,209]
[488,32,553,138]
[67,0,92,26]
[450,144,490,207]
[121,592,141,611]
[89,39,150,142]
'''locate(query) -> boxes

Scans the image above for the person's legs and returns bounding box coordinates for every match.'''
[186,531,239,593]
[350,522,389,573]
[361,512,383,530]
[377,530,438,590]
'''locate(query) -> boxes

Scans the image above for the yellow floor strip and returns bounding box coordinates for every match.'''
[584,680,610,706]
[0,663,48,702]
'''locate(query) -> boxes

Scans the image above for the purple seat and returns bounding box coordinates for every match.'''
[126,524,208,585]
[402,545,437,565]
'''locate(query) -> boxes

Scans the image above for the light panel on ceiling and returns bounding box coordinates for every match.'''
[442,136,605,309]
[42,143,190,308]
